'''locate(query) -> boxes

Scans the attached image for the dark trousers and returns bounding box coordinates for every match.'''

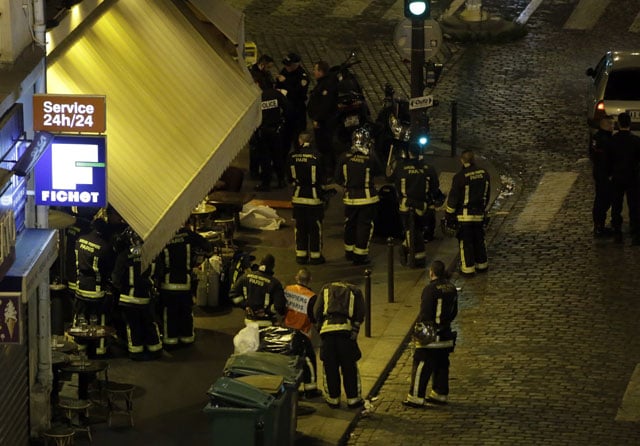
[409,347,451,398]
[344,204,376,260]
[300,334,318,389]
[611,178,640,235]
[458,221,488,274]
[320,332,361,400]
[593,174,612,228]
[255,127,284,187]
[159,289,195,345]
[293,204,324,260]
[120,303,163,356]
[313,121,335,177]
[400,210,427,265]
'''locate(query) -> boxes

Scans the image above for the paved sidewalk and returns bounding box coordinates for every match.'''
[55,141,500,446]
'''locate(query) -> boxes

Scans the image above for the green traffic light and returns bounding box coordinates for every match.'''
[405,0,430,19]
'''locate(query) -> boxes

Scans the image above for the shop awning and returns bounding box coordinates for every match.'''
[46,0,260,268]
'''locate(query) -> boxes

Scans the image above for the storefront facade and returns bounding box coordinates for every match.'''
[0,0,259,441]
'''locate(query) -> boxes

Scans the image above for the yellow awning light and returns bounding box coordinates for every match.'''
[46,0,260,268]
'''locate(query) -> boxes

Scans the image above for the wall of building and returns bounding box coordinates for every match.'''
[0,0,33,63]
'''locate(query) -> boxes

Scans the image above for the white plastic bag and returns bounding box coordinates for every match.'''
[239,204,285,230]
[233,322,260,354]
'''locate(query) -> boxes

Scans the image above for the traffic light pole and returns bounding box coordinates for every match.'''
[410,18,425,140]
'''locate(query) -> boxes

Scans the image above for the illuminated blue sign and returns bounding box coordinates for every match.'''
[34,135,107,207]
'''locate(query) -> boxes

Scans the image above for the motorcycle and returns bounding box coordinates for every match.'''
[330,51,371,154]
[373,83,412,178]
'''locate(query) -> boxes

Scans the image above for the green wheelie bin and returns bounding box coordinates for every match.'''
[204,375,285,446]
[223,351,303,446]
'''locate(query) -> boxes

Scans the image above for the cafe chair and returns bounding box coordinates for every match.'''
[58,397,92,442]
[105,381,136,427]
[42,425,75,446]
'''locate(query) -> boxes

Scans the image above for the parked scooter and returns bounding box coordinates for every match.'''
[330,51,371,154]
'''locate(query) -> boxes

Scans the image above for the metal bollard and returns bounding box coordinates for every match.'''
[451,101,458,158]
[364,269,372,338]
[387,237,394,303]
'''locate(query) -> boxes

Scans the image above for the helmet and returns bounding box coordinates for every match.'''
[440,216,459,238]
[351,127,372,155]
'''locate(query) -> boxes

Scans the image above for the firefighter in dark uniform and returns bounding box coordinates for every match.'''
[229,254,286,327]
[608,112,640,244]
[313,281,365,409]
[308,60,339,178]
[590,116,614,237]
[156,224,213,347]
[111,228,163,360]
[74,213,117,356]
[289,132,327,265]
[403,260,458,407]
[444,150,490,275]
[276,52,310,153]
[253,73,291,191]
[395,142,441,268]
[335,127,381,265]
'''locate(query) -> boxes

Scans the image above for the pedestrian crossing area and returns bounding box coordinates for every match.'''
[228,0,640,34]
[513,172,578,232]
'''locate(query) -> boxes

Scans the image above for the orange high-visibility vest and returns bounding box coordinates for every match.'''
[283,284,315,335]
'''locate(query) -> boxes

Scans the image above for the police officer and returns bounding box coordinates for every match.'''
[249,54,275,87]
[608,112,640,245]
[74,212,117,356]
[313,281,365,409]
[289,132,327,265]
[276,52,309,153]
[590,116,614,237]
[335,128,381,265]
[403,260,458,408]
[395,142,441,268]
[444,150,490,275]
[156,224,212,347]
[229,254,286,327]
[308,60,338,178]
[283,268,321,398]
[111,228,163,361]
[253,73,291,191]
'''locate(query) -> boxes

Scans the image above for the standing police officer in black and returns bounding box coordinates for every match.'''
[308,60,339,178]
[111,228,163,361]
[335,128,381,265]
[403,260,458,407]
[395,142,441,268]
[229,254,287,327]
[156,223,212,348]
[314,281,366,409]
[590,116,614,237]
[276,52,309,153]
[74,211,118,356]
[253,73,291,191]
[609,112,640,245]
[444,150,490,275]
[289,132,327,265]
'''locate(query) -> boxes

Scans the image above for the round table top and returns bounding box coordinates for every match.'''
[60,359,108,373]
[192,204,217,215]
[67,325,116,340]
[49,210,76,229]
[52,340,77,353]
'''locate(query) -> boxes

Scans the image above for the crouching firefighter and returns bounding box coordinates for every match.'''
[112,228,163,360]
[313,281,366,409]
[229,254,287,327]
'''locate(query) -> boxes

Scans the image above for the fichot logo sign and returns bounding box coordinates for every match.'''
[34,135,107,207]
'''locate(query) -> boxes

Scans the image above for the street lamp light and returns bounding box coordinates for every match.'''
[404,1,430,20]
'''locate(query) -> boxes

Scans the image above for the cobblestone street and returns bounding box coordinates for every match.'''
[231,0,640,444]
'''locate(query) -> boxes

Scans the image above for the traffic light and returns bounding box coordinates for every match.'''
[404,0,430,20]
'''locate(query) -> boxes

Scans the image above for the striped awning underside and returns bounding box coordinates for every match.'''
[46,0,260,268]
